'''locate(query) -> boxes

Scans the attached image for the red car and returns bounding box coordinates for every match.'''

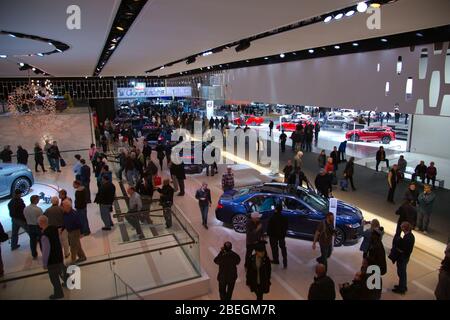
[276,119,313,132]
[345,126,396,144]
[233,115,264,126]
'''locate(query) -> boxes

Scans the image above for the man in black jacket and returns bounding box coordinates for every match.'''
[195,183,212,229]
[330,146,339,171]
[38,215,67,300]
[394,200,417,236]
[267,205,288,268]
[0,145,13,163]
[79,159,91,203]
[16,146,29,165]
[214,241,241,300]
[315,169,332,198]
[8,189,28,250]
[279,130,287,153]
[412,160,427,184]
[156,179,175,228]
[174,162,186,196]
[375,146,389,172]
[392,222,415,294]
[308,263,336,300]
[94,175,116,230]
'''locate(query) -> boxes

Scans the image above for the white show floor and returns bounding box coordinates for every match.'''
[0,142,445,300]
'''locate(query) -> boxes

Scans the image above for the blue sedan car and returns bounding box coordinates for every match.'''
[215,183,364,246]
[0,163,34,198]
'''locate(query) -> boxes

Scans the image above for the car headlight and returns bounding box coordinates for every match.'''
[345,223,360,229]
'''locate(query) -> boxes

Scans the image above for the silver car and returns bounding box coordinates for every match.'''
[0,163,34,198]
[323,115,355,129]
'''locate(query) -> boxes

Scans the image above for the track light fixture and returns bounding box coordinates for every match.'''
[235,40,251,52]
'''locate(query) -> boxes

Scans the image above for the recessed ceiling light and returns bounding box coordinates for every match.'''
[292,52,297,55]
[37,53,44,57]
[202,51,213,56]
[246,60,250,62]
[116,26,124,31]
[308,49,314,53]
[0,55,6,59]
[381,38,388,42]
[160,66,165,69]
[353,42,359,46]
[345,10,355,17]
[334,13,344,20]
[334,45,340,49]
[56,49,62,53]
[370,3,381,8]
[264,57,269,60]
[324,16,332,23]
[357,2,368,13]
[416,32,423,37]
[280,53,285,58]
[9,34,16,38]
[219,65,222,67]
[48,42,53,46]
[19,62,24,67]
[207,66,211,69]
[32,68,36,71]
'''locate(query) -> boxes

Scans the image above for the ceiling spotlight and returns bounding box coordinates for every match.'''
[370,3,381,8]
[219,65,223,67]
[235,40,251,52]
[202,51,213,57]
[56,49,62,53]
[0,55,6,58]
[324,16,333,23]
[32,68,36,71]
[246,60,250,62]
[37,53,44,57]
[116,26,124,31]
[345,10,355,17]
[353,42,359,46]
[264,57,269,60]
[292,52,297,55]
[280,53,285,58]
[9,33,16,38]
[160,66,165,70]
[381,38,388,42]
[416,32,423,37]
[357,2,368,13]
[19,62,25,67]
[308,49,314,53]
[109,45,116,50]
[334,45,340,49]
[207,66,211,69]
[334,13,344,20]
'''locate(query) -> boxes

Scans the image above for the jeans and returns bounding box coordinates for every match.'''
[305,141,312,152]
[48,263,67,297]
[49,158,60,171]
[99,204,113,228]
[200,205,209,225]
[346,176,356,190]
[270,237,287,265]
[426,176,436,188]
[387,184,397,202]
[219,280,236,300]
[318,243,333,270]
[35,160,45,172]
[28,225,41,258]
[376,159,389,171]
[178,179,185,194]
[412,173,425,184]
[125,169,139,186]
[11,218,28,249]
[76,208,90,235]
[396,257,409,291]
[171,175,179,192]
[59,228,70,257]
[417,211,431,232]
[118,166,124,180]
[163,206,172,228]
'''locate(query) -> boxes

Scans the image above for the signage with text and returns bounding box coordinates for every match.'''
[117,87,192,98]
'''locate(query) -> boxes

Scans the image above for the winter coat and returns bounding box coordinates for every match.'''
[246,255,271,293]
[308,275,336,300]
[214,250,241,283]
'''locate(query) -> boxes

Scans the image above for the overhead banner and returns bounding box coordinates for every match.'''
[117,87,192,99]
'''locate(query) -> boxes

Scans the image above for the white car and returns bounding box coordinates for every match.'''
[280,112,311,122]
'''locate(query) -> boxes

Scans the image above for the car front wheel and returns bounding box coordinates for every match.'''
[232,214,248,233]
[334,227,345,247]
[11,177,31,197]
[381,136,391,144]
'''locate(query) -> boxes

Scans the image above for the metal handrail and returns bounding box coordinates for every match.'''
[112,272,144,300]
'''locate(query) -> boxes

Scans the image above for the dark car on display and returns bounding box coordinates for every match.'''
[215,183,364,246]
[233,115,265,126]
[114,116,149,132]
[321,115,355,130]
[176,140,213,174]
[0,163,34,198]
[345,126,396,144]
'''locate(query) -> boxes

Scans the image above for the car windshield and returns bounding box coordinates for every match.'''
[296,188,328,213]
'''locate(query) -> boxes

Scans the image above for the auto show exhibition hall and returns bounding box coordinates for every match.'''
[0,0,449,303]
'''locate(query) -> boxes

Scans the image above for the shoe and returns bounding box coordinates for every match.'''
[43,170,47,172]
[423,230,428,235]
[414,227,419,231]
[75,257,87,264]
[394,285,408,291]
[178,192,185,196]
[138,234,145,239]
[102,227,111,231]
[49,294,64,300]
[11,245,21,251]
[392,288,406,294]
[271,260,280,265]
[57,170,61,173]
[204,224,209,229]
[283,262,287,269]
[83,232,91,236]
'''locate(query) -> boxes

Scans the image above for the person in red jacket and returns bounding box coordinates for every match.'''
[426,162,437,189]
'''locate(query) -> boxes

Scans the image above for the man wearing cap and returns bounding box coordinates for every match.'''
[246,242,272,300]
[245,212,264,268]
[214,241,241,300]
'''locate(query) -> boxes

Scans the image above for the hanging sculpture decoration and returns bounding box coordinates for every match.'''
[7,80,59,141]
